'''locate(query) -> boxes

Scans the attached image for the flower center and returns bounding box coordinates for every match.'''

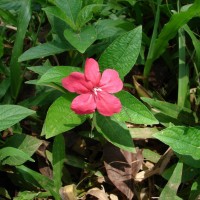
[93,87,102,96]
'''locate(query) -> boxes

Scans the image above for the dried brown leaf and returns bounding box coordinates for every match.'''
[84,187,109,200]
[103,143,143,200]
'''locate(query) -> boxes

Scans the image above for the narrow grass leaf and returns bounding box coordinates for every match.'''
[159,162,183,200]
[53,134,65,193]
[144,1,200,78]
[177,28,189,108]
[10,0,31,100]
[0,105,35,131]
[189,175,200,200]
[99,26,142,80]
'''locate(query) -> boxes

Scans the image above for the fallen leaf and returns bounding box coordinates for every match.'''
[84,187,109,200]
[103,143,143,199]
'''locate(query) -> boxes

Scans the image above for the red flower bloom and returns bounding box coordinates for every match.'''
[62,58,123,116]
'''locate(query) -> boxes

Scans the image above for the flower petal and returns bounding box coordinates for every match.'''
[96,91,122,116]
[99,69,123,93]
[71,94,96,114]
[62,72,92,94]
[84,58,101,86]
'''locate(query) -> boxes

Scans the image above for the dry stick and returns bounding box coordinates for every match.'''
[135,148,174,182]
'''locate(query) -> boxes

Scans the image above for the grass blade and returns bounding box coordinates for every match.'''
[10,0,31,101]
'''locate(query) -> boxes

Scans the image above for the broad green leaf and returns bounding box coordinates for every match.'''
[99,26,142,80]
[95,113,135,152]
[3,134,42,166]
[159,162,183,200]
[76,4,102,28]
[10,0,31,99]
[28,66,52,76]
[95,19,133,40]
[64,25,97,53]
[43,6,76,30]
[0,105,35,131]
[114,91,158,125]
[19,40,70,62]
[42,94,86,138]
[189,175,200,200]
[154,126,200,161]
[53,134,65,193]
[141,97,195,126]
[16,165,59,199]
[38,66,81,84]
[54,0,82,30]
[0,147,34,165]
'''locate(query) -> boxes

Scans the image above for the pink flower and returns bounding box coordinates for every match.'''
[62,58,123,116]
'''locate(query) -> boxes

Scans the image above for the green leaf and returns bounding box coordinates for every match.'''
[43,6,76,30]
[95,19,133,40]
[76,4,102,28]
[18,40,70,62]
[3,134,42,166]
[0,0,22,11]
[95,113,135,152]
[0,8,17,26]
[0,105,35,131]
[15,165,59,199]
[55,0,82,30]
[42,94,86,138]
[0,78,10,100]
[64,25,97,53]
[154,126,200,161]
[152,1,200,61]
[99,26,142,80]
[0,35,3,59]
[189,175,200,200]
[114,91,158,125]
[141,97,195,126]
[10,0,31,100]
[0,147,34,165]
[159,162,183,200]
[38,66,81,84]
[14,191,40,200]
[65,154,89,169]
[53,134,65,193]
